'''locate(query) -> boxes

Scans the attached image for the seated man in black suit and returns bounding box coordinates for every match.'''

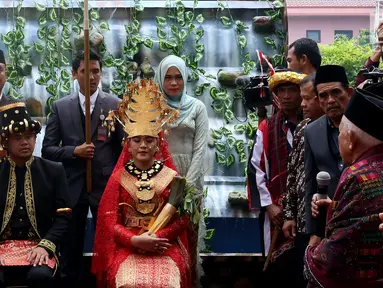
[0,102,72,288]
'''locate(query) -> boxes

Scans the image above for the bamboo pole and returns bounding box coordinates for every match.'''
[263,227,280,272]
[83,0,92,193]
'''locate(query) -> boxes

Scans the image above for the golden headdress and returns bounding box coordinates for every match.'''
[106,78,179,138]
[268,71,306,92]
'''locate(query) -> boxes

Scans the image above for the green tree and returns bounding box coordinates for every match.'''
[319,34,374,87]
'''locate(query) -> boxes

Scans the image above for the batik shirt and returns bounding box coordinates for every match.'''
[283,118,310,233]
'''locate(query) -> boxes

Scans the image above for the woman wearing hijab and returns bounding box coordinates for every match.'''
[154,55,209,282]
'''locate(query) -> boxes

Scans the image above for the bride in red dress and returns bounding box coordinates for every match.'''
[91,79,191,288]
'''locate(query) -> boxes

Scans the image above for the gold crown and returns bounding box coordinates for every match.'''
[268,71,306,91]
[106,79,179,138]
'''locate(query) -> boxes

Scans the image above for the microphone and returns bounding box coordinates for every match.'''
[314,171,331,238]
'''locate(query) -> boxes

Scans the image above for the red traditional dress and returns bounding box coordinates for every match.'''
[92,139,191,288]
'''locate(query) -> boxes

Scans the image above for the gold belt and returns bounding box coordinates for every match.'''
[124,216,153,229]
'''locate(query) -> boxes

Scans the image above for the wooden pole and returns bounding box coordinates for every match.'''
[263,227,280,272]
[83,0,92,193]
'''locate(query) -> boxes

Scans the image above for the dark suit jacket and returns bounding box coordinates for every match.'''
[42,91,123,207]
[0,157,71,250]
[304,115,344,235]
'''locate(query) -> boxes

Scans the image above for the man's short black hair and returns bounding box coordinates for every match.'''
[301,72,316,86]
[72,49,102,72]
[288,38,322,70]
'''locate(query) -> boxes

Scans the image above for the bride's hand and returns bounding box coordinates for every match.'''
[131,232,171,252]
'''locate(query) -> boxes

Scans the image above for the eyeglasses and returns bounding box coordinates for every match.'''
[164,75,183,82]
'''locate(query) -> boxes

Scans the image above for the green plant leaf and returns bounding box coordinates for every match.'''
[195,29,204,42]
[234,140,245,154]
[143,38,153,49]
[224,110,235,124]
[46,84,57,96]
[248,112,258,122]
[99,20,110,31]
[178,29,188,41]
[227,136,236,149]
[157,27,167,39]
[104,55,115,67]
[7,70,18,81]
[15,28,25,41]
[62,26,71,39]
[90,10,100,21]
[35,2,46,11]
[185,11,194,23]
[34,42,45,54]
[72,25,81,35]
[214,141,226,153]
[134,0,144,11]
[194,0,198,7]
[59,0,69,9]
[61,18,70,26]
[238,35,247,50]
[114,58,125,67]
[48,26,58,40]
[73,13,82,25]
[16,16,26,29]
[60,53,70,66]
[239,152,247,163]
[61,38,72,51]
[61,69,71,81]
[60,80,71,93]
[49,9,58,22]
[226,154,235,167]
[187,23,195,35]
[204,229,215,240]
[220,126,232,136]
[235,20,249,32]
[1,33,13,45]
[220,16,232,27]
[215,152,226,165]
[196,14,204,24]
[38,11,47,26]
[211,101,224,115]
[210,128,223,140]
[171,24,179,36]
[155,16,167,27]
[234,123,246,134]
[194,53,203,62]
[273,0,284,8]
[195,44,204,54]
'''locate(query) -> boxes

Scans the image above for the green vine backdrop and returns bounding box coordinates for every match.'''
[0,0,286,174]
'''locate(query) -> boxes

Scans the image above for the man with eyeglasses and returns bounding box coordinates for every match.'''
[304,65,353,247]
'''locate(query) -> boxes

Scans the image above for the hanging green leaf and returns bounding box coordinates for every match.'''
[171,24,179,35]
[59,53,69,66]
[59,0,69,9]
[227,136,236,149]
[1,33,13,45]
[38,63,45,73]
[35,2,46,11]
[38,11,47,26]
[195,44,204,54]
[49,9,58,22]
[238,35,247,50]
[33,42,45,54]
[239,152,247,163]
[235,20,249,32]
[132,19,141,30]
[104,55,115,67]
[247,140,254,150]
[15,28,25,41]
[246,122,256,138]
[61,69,71,81]
[194,53,203,63]
[156,16,167,27]
[275,30,285,39]
[61,38,72,51]
[185,11,194,23]
[73,13,82,25]
[159,40,168,52]
[46,84,57,96]
[47,26,58,40]
[9,86,23,99]
[220,16,232,27]
[16,16,26,28]
[194,85,204,97]
[114,58,125,67]
[248,112,258,122]
[166,38,178,48]
[194,0,198,7]
[235,140,245,154]
[195,29,204,42]
[196,14,204,24]
[62,27,70,39]
[60,81,71,93]
[209,87,218,100]
[219,126,232,136]
[223,99,232,110]
[234,123,246,134]
[7,70,18,81]
[226,154,235,167]
[224,110,235,124]
[99,20,110,31]
[61,18,70,26]
[215,152,226,165]
[157,27,167,39]
[134,0,144,11]
[273,1,284,8]
[72,26,81,35]
[211,101,224,115]
[188,23,195,35]
[204,229,215,240]
[214,142,226,153]
[178,29,188,41]
[90,10,100,21]
[210,128,223,140]
[144,38,153,49]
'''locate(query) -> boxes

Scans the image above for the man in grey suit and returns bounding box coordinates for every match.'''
[42,49,123,287]
[304,65,353,246]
